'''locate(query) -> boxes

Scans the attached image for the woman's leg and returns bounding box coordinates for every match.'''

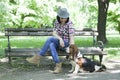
[26,36,59,65]
[39,36,59,56]
[49,39,69,63]
[49,42,60,63]
[49,40,69,73]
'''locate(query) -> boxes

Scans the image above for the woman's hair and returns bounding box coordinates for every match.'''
[57,16,69,23]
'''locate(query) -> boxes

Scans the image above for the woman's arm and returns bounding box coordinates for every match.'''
[53,31,65,47]
[69,35,75,45]
[53,31,62,40]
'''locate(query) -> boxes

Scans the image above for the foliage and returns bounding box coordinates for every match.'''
[0,0,57,29]
[64,0,90,28]
[86,1,98,28]
[107,2,120,33]
[0,1,10,30]
[0,0,119,31]
[24,0,57,28]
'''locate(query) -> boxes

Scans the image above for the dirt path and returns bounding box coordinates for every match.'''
[0,58,120,80]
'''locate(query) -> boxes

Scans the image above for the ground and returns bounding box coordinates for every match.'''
[0,57,120,80]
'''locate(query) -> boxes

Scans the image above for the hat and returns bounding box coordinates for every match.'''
[57,8,69,18]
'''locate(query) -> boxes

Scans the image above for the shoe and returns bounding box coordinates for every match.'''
[53,62,62,74]
[26,54,41,66]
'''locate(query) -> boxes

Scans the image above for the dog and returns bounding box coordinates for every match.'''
[66,44,106,74]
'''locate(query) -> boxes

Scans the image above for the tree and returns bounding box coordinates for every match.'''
[97,0,110,44]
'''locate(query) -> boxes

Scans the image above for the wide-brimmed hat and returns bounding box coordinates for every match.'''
[57,8,69,18]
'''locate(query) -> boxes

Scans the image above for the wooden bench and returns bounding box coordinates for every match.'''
[5,28,106,64]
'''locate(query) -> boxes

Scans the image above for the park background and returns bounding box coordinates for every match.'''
[0,0,120,60]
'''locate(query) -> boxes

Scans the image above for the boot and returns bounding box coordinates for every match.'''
[26,54,41,66]
[53,63,62,74]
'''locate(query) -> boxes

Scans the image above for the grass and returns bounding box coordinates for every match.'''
[105,36,120,48]
[0,48,4,58]
[0,36,120,58]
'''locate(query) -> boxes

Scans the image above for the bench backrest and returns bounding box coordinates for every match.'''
[5,28,98,36]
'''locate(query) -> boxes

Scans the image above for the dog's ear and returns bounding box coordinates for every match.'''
[74,45,79,54]
[69,45,74,60]
[69,44,79,59]
[69,46,73,55]
[71,44,79,57]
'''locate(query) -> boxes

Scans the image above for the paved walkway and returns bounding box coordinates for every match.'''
[0,58,120,80]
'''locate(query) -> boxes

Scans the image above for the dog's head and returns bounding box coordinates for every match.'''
[76,58,84,68]
[66,44,79,60]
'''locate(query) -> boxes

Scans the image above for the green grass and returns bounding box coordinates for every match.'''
[0,36,120,58]
[105,36,120,48]
[0,37,47,48]
[0,48,4,58]
[75,37,94,47]
[1,36,120,48]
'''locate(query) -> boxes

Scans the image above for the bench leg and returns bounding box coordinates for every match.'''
[8,56,11,64]
[92,55,95,60]
[99,55,103,64]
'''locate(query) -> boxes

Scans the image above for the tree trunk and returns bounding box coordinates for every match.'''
[97,0,110,44]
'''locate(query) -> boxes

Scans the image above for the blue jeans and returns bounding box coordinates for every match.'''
[38,36,69,63]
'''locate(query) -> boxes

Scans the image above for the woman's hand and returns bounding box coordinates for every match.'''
[59,38,65,47]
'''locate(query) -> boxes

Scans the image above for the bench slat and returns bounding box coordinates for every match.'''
[5,48,67,57]
[5,28,53,32]
[5,28,98,36]
[5,32,98,36]
[5,48,106,57]
[5,32,53,36]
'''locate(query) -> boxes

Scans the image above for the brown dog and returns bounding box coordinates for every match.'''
[66,44,106,74]
[66,44,83,73]
[66,44,79,60]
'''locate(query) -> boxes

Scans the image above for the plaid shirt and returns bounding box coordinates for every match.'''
[53,20,74,42]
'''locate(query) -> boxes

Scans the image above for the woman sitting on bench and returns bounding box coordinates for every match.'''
[26,7,75,74]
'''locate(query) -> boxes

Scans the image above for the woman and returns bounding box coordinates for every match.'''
[26,8,75,73]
